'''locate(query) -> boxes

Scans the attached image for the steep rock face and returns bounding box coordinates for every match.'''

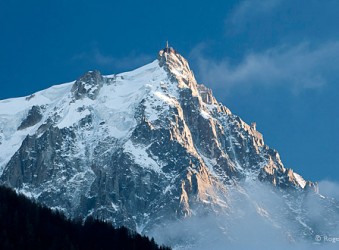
[17,105,43,130]
[0,46,332,243]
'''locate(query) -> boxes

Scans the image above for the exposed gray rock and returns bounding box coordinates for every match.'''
[72,70,104,100]
[17,105,43,130]
[0,46,336,247]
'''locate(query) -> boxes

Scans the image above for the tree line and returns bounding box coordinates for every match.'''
[0,185,171,250]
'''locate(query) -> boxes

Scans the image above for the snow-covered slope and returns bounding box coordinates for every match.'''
[0,46,338,248]
[0,82,73,174]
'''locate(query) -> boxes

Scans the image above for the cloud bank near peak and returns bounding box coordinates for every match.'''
[189,41,339,95]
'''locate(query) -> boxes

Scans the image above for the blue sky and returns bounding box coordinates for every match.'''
[0,0,338,182]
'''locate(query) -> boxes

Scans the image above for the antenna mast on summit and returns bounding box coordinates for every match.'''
[166,40,169,49]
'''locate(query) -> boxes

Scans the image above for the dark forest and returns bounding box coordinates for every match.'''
[0,186,170,250]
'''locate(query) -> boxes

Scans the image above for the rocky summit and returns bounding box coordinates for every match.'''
[0,46,338,249]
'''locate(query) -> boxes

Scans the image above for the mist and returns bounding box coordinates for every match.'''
[318,180,339,201]
[149,181,339,250]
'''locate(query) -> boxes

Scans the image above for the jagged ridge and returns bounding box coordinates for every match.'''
[0,46,334,248]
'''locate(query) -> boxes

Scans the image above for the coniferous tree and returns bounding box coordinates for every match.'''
[0,186,171,250]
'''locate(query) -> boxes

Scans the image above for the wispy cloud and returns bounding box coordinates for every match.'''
[318,180,339,200]
[228,0,282,27]
[151,181,339,249]
[189,41,339,94]
[72,48,153,72]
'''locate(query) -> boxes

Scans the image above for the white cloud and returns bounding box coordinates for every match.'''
[72,48,152,71]
[318,180,339,200]
[150,181,339,249]
[228,0,282,26]
[190,41,339,94]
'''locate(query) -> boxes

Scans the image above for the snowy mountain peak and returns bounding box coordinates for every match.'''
[0,46,335,248]
[158,46,199,95]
